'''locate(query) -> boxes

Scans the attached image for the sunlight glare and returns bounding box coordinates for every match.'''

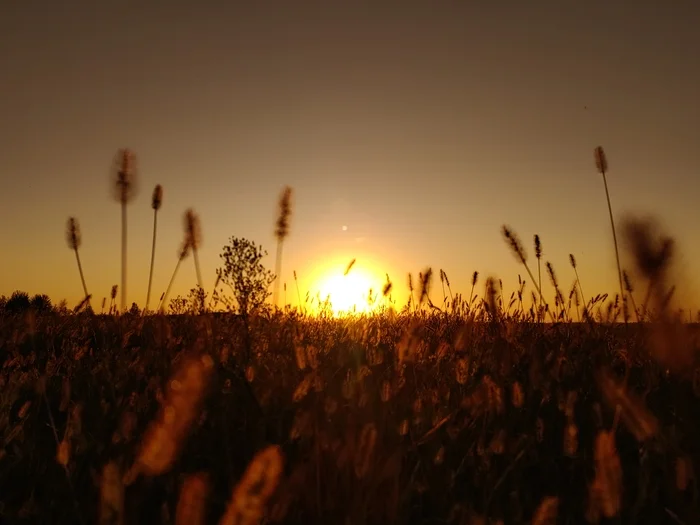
[315,265,382,316]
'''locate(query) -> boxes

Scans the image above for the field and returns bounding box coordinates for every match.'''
[2,307,700,525]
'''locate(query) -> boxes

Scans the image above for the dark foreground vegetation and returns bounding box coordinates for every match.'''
[2,308,700,525]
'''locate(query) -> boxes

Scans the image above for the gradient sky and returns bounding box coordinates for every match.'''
[1,1,699,312]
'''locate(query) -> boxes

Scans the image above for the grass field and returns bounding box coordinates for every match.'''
[1,307,700,524]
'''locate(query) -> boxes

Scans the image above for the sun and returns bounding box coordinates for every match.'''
[314,264,384,316]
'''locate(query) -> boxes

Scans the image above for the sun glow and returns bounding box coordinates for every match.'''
[314,264,385,316]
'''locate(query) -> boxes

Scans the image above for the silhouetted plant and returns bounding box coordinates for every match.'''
[216,237,275,316]
[595,146,625,322]
[5,291,30,314]
[66,217,90,307]
[145,184,163,312]
[112,148,137,313]
[502,226,551,320]
[187,285,207,315]
[168,295,189,315]
[160,242,191,313]
[273,186,292,308]
[184,209,204,306]
[30,294,52,313]
[109,285,118,315]
[534,234,543,319]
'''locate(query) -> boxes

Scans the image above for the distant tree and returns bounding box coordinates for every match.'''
[5,291,31,314]
[216,237,275,316]
[0,296,7,311]
[30,294,53,313]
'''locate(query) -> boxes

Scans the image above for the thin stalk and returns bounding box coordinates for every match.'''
[74,248,90,306]
[145,209,158,312]
[573,267,586,307]
[192,247,204,312]
[273,240,284,308]
[602,170,626,323]
[121,201,127,313]
[160,256,184,313]
[537,261,542,321]
[294,271,303,314]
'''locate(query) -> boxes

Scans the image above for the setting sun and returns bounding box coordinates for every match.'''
[313,262,385,315]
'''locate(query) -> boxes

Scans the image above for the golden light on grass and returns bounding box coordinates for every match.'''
[128,353,214,480]
[220,445,284,525]
[176,472,209,525]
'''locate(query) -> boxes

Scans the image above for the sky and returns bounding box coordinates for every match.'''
[1,1,699,313]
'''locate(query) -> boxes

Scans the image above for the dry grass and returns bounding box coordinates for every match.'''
[3,148,699,524]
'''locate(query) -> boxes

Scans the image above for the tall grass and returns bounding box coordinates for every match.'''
[112,149,137,313]
[65,217,90,307]
[145,184,163,312]
[595,146,626,322]
[273,186,292,309]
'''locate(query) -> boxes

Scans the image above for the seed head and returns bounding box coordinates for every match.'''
[275,186,293,241]
[472,271,479,286]
[594,146,608,174]
[622,270,633,293]
[534,234,542,260]
[113,148,137,203]
[419,267,433,304]
[66,217,81,250]
[179,241,191,260]
[152,184,163,210]
[383,274,393,296]
[344,258,356,276]
[111,285,118,300]
[569,253,577,269]
[184,209,201,251]
[502,226,527,264]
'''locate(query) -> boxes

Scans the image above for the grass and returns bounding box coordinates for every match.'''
[2,146,700,524]
[2,304,700,524]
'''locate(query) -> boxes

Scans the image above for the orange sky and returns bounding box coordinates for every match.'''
[1,2,699,313]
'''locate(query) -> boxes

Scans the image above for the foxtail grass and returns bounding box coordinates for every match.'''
[66,217,90,308]
[113,149,137,313]
[293,270,303,314]
[184,209,204,309]
[109,285,118,315]
[145,184,163,312]
[502,226,552,321]
[595,146,626,322]
[273,186,292,308]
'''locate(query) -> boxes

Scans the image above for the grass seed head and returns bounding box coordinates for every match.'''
[220,445,284,525]
[502,226,527,264]
[594,146,608,174]
[113,148,137,204]
[534,234,542,259]
[152,184,163,210]
[184,209,202,251]
[66,217,81,250]
[275,186,293,241]
[175,473,209,525]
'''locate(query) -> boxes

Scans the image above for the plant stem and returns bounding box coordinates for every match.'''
[146,209,158,312]
[121,201,127,313]
[160,255,184,313]
[602,170,626,323]
[74,248,90,307]
[273,239,283,308]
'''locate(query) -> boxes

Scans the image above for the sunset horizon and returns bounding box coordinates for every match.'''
[3,2,698,315]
